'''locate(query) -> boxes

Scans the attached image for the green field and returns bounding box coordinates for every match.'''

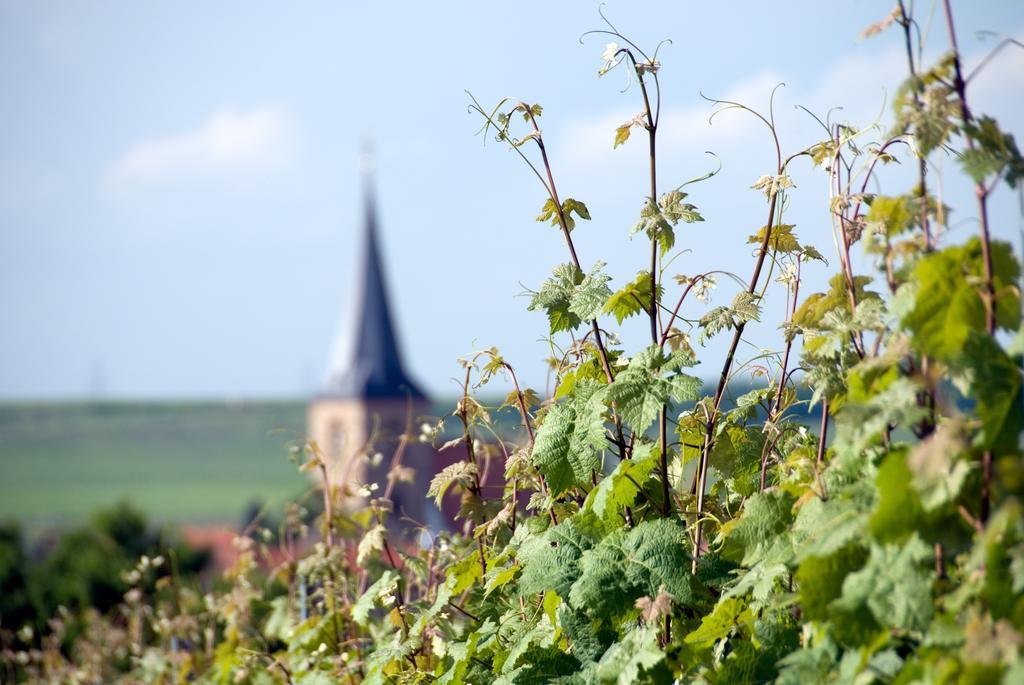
[0,401,312,532]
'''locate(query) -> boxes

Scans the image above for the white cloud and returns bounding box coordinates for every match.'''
[560,71,786,168]
[105,107,295,196]
[559,27,1024,178]
[558,44,913,174]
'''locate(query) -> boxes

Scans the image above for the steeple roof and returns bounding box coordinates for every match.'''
[324,172,424,400]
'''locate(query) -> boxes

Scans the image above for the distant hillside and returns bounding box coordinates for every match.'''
[0,401,311,532]
[0,385,822,533]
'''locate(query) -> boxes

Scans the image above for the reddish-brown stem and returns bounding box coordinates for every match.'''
[816,399,829,467]
[659,271,726,346]
[503,361,536,446]
[635,66,660,345]
[831,132,862,326]
[502,360,553,526]
[316,459,336,549]
[633,63,671,520]
[521,107,630,461]
[521,107,618,382]
[458,367,491,576]
[941,0,996,524]
[760,257,802,490]
[897,0,933,250]
[692,190,779,569]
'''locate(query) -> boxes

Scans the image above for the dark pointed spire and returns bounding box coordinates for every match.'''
[324,148,424,399]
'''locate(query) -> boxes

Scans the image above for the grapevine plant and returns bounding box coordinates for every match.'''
[4,2,1024,683]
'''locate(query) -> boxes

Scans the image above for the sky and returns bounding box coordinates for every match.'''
[1,1,1023,400]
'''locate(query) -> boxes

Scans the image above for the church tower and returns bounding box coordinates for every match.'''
[307,162,434,526]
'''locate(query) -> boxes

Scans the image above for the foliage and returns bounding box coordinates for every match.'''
[5,5,1024,684]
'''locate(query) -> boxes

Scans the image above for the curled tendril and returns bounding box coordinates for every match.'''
[579,4,652,63]
[651,38,673,63]
[966,35,1024,82]
[674,152,722,193]
[702,83,785,171]
[580,5,669,113]
[466,91,551,195]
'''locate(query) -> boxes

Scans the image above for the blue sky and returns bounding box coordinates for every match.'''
[1,1,1022,399]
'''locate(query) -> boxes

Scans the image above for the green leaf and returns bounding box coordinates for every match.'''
[614,125,631,149]
[449,554,483,595]
[684,597,753,648]
[832,536,934,633]
[794,273,880,329]
[792,484,873,561]
[659,190,704,225]
[561,198,592,232]
[531,379,607,496]
[485,563,520,596]
[352,570,399,627]
[833,377,929,456]
[629,191,703,257]
[568,261,612,322]
[864,196,914,237]
[698,291,761,344]
[730,291,761,324]
[529,263,582,333]
[605,345,701,434]
[960,115,1024,187]
[719,490,795,566]
[796,544,868,622]
[357,524,386,565]
[902,239,1021,361]
[427,461,479,509]
[722,560,789,609]
[603,271,662,325]
[892,56,958,156]
[965,332,1024,452]
[498,647,580,684]
[555,352,616,399]
[535,197,590,232]
[595,627,665,684]
[582,443,660,529]
[776,637,839,685]
[528,262,611,333]
[870,449,926,542]
[632,198,671,238]
[907,421,971,511]
[536,198,558,224]
[518,517,597,599]
[746,223,801,253]
[437,631,481,685]
[569,518,698,620]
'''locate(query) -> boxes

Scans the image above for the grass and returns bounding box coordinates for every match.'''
[0,400,311,533]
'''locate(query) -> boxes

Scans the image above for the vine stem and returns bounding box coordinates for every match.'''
[458,366,491,576]
[635,57,672,646]
[830,127,866,358]
[632,58,672,525]
[816,398,829,467]
[897,0,933,250]
[941,0,996,524]
[503,361,535,446]
[659,271,732,346]
[520,106,631,462]
[759,256,801,490]
[692,190,779,572]
[525,109,615,379]
[502,360,557,526]
[892,2,939,440]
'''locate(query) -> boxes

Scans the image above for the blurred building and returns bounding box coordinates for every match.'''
[307,172,444,531]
